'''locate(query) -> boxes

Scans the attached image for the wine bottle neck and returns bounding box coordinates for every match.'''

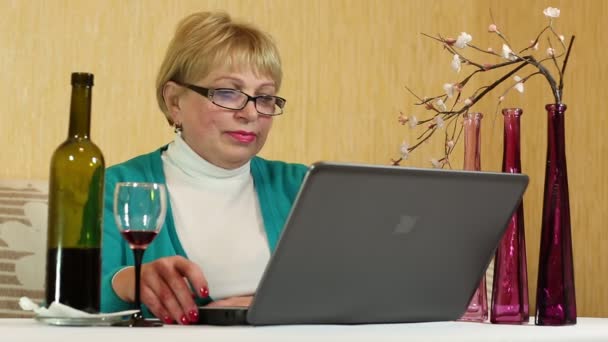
[68,85,92,139]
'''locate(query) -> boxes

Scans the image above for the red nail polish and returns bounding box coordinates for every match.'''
[189,309,199,322]
[180,315,189,325]
[163,316,173,324]
[200,287,209,297]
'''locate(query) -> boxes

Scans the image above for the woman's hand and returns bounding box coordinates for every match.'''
[112,256,209,325]
[205,295,253,308]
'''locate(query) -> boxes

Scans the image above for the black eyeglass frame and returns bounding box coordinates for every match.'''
[173,81,286,116]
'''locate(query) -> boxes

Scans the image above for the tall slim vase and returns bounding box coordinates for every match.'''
[490,108,529,324]
[535,104,577,325]
[459,112,488,322]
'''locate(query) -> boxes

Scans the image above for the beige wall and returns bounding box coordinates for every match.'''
[1,0,607,317]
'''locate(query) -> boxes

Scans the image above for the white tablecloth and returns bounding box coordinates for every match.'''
[2,318,608,342]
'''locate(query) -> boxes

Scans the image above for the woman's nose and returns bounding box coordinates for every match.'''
[235,99,259,121]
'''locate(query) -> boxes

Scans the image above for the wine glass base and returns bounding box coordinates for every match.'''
[112,317,163,327]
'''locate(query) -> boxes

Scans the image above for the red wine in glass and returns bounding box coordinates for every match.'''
[113,182,167,327]
[121,230,159,249]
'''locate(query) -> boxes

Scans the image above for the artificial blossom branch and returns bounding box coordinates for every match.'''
[393,6,574,168]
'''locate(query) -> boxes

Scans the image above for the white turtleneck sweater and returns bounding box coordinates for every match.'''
[161,135,270,300]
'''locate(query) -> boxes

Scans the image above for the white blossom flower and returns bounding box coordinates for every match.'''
[435,98,447,111]
[435,116,445,129]
[559,35,565,42]
[543,7,560,18]
[513,75,524,93]
[451,54,461,72]
[400,141,410,159]
[408,115,418,129]
[464,98,473,106]
[547,47,555,56]
[430,158,443,168]
[488,24,498,32]
[487,47,494,52]
[443,83,457,98]
[502,44,516,60]
[498,96,505,103]
[446,140,455,149]
[454,32,472,49]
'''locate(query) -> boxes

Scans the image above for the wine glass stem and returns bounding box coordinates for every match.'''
[133,248,146,313]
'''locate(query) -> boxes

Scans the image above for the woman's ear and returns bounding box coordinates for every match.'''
[163,81,184,124]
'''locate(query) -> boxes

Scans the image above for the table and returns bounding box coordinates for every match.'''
[2,317,608,342]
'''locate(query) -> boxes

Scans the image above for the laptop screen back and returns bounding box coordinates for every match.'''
[248,162,528,325]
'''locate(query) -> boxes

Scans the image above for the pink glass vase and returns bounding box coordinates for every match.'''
[535,104,577,325]
[459,112,488,322]
[490,108,529,324]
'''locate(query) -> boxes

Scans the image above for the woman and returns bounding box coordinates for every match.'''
[101,11,307,325]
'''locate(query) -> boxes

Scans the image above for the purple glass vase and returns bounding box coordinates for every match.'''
[459,112,488,322]
[490,108,529,324]
[535,104,577,325]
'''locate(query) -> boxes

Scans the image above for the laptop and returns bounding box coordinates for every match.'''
[198,161,528,325]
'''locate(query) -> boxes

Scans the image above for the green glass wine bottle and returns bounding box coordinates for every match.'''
[45,72,105,313]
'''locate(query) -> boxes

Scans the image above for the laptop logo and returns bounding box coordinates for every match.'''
[393,215,419,234]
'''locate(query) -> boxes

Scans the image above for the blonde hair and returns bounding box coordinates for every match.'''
[155,11,283,124]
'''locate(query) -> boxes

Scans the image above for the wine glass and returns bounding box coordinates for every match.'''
[112,182,167,327]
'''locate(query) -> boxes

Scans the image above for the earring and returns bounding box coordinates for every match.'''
[174,122,183,133]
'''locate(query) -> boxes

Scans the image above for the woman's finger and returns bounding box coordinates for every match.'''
[173,256,210,299]
[163,268,199,323]
[140,283,174,324]
[143,258,193,324]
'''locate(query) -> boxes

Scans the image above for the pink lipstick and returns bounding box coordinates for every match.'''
[227,130,257,143]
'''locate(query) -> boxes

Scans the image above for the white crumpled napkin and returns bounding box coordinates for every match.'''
[19,297,138,318]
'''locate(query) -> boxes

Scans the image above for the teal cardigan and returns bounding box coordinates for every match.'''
[101,146,307,313]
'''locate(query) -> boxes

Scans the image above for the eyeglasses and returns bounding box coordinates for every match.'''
[175,81,286,116]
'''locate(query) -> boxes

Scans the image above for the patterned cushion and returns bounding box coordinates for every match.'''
[0,180,47,317]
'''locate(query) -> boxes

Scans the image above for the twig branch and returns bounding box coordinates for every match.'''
[559,36,575,99]
[393,7,573,166]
